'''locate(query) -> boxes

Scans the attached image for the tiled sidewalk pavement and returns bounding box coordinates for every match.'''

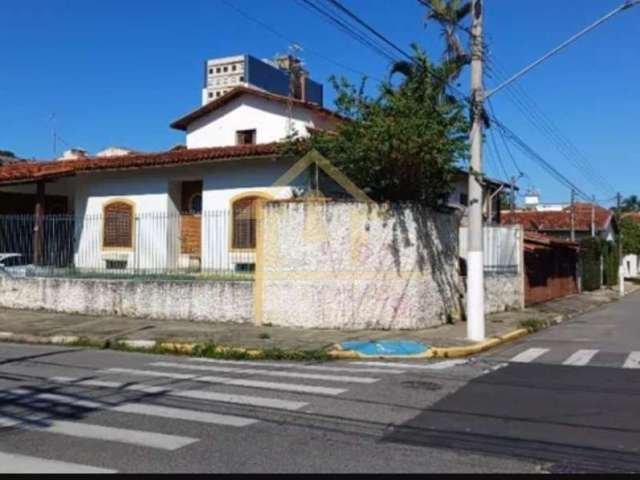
[0,283,635,352]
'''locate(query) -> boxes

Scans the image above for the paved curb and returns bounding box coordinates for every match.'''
[0,289,629,360]
[328,328,530,360]
[0,334,292,359]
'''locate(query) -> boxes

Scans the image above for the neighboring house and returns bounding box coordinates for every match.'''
[448,171,513,225]
[622,212,640,278]
[0,152,24,166]
[502,203,618,243]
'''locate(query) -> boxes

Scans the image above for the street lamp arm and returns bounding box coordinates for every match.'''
[486,0,640,99]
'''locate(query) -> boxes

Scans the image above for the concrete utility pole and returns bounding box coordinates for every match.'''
[570,189,576,242]
[466,0,485,342]
[618,192,625,296]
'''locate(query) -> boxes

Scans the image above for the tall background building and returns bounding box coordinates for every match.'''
[201,54,323,106]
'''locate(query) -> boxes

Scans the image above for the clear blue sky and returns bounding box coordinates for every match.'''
[1,0,638,206]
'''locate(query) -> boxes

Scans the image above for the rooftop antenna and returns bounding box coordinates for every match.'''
[286,43,304,138]
[49,112,57,157]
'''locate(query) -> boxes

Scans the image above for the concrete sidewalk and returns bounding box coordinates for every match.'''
[0,283,635,354]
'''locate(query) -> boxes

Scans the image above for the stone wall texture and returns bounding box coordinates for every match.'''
[484,272,524,313]
[0,277,253,323]
[259,201,462,330]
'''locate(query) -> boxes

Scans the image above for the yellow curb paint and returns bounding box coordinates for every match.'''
[328,328,529,361]
[429,328,529,358]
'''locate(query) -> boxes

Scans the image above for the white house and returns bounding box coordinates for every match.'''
[0,84,512,275]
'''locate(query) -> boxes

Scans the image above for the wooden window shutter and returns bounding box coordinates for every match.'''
[232,197,258,249]
[103,202,134,248]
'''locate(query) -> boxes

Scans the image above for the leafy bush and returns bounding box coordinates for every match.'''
[580,237,602,291]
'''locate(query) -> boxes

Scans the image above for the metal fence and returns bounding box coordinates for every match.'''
[0,211,258,280]
[459,225,522,273]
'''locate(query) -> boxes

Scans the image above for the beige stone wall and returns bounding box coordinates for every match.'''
[258,201,462,330]
[0,277,253,323]
[484,272,524,313]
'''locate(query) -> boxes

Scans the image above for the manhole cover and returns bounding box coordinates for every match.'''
[401,381,442,391]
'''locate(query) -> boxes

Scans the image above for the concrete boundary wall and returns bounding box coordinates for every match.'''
[257,201,462,330]
[0,277,253,323]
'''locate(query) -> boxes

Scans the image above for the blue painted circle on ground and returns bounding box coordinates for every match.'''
[340,340,429,356]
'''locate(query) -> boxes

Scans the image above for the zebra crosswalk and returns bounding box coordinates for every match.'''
[507,347,640,369]
[0,356,462,473]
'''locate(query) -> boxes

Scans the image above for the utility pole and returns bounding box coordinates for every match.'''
[570,189,576,242]
[591,195,596,237]
[618,192,625,296]
[466,0,485,342]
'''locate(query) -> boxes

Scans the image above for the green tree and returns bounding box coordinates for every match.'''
[621,195,640,212]
[419,0,471,69]
[620,216,640,255]
[286,46,469,205]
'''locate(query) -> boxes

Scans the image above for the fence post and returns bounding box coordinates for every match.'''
[253,200,266,326]
[33,181,46,266]
[518,224,526,309]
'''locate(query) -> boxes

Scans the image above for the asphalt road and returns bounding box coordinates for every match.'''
[0,292,639,473]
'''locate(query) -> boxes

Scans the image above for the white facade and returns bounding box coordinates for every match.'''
[68,158,303,273]
[186,94,335,149]
[0,87,338,275]
[623,254,639,278]
[202,55,247,105]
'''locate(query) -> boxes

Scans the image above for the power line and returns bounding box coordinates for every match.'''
[325,0,413,60]
[297,0,399,63]
[296,0,471,103]
[484,53,616,196]
[492,116,591,201]
[218,0,380,81]
[487,97,524,178]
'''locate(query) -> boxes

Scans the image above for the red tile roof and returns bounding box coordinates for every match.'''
[502,203,614,233]
[622,211,640,222]
[171,86,344,131]
[0,143,280,185]
[524,231,578,249]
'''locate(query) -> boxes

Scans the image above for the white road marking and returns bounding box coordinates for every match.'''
[623,351,640,369]
[350,361,464,370]
[562,349,599,366]
[0,451,116,474]
[0,414,196,450]
[100,368,347,396]
[9,390,257,428]
[188,358,406,374]
[149,361,379,384]
[50,377,308,410]
[509,348,550,363]
[422,359,469,370]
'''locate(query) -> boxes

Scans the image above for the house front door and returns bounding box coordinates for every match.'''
[180,180,202,271]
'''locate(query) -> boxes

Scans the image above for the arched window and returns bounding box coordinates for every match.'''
[231,194,270,250]
[103,200,134,249]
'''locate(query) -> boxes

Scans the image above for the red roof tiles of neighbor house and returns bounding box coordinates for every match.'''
[502,203,614,233]
[622,211,640,222]
[170,86,345,131]
[524,231,579,248]
[0,143,280,185]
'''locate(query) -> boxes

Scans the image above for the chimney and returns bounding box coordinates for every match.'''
[299,73,307,103]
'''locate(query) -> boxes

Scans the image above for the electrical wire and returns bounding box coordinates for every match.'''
[218,0,381,81]
[484,52,616,196]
